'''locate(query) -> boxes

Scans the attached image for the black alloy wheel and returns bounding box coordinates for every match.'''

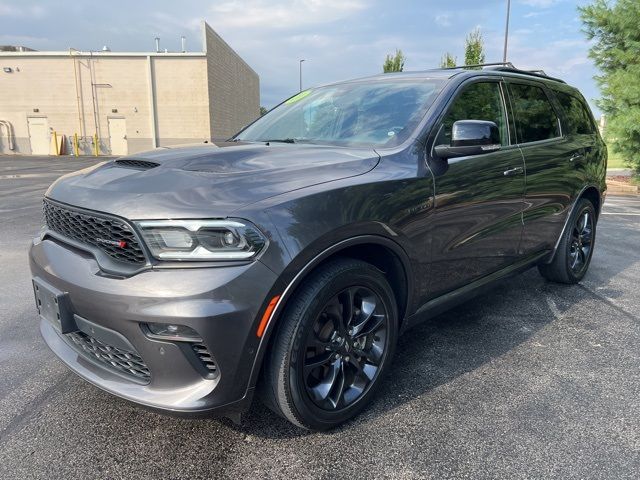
[568,208,594,276]
[538,198,597,284]
[261,258,398,430]
[302,286,389,411]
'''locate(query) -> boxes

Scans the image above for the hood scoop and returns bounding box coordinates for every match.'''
[114,159,160,170]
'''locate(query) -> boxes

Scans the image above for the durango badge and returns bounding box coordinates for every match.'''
[95,238,127,248]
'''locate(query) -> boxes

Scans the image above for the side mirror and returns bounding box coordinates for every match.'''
[434,120,501,159]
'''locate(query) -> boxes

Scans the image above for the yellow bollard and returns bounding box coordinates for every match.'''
[73,133,79,157]
[94,133,99,156]
[53,131,59,155]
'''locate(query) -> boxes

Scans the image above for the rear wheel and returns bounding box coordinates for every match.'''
[538,198,596,284]
[261,258,398,430]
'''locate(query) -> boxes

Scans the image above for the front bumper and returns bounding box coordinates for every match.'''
[29,236,279,414]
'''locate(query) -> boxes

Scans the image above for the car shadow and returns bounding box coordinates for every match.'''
[224,266,605,439]
[47,250,630,450]
[93,226,633,441]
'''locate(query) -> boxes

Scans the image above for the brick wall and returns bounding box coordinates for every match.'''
[204,22,260,139]
[0,22,259,155]
[0,54,211,155]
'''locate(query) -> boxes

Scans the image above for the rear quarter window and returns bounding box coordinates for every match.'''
[509,83,560,143]
[555,91,597,135]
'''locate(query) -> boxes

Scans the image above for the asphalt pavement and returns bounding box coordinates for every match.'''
[0,156,638,479]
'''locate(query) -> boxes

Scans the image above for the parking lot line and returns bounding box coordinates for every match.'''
[601,212,640,215]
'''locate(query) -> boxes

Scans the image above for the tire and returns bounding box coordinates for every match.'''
[538,198,597,284]
[260,258,398,430]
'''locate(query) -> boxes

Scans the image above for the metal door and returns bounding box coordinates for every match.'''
[108,118,128,156]
[27,117,49,155]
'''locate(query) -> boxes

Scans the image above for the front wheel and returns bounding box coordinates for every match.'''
[538,198,597,284]
[260,258,398,430]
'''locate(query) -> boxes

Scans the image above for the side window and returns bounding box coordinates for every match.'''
[436,82,509,146]
[509,83,560,143]
[555,91,596,135]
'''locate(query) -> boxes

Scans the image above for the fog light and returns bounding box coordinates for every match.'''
[145,323,202,341]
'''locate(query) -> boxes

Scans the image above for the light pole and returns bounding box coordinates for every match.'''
[503,0,511,63]
[299,59,305,92]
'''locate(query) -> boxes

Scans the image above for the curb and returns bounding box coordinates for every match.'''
[607,179,639,195]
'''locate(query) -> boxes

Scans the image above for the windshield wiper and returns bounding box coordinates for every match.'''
[263,138,296,144]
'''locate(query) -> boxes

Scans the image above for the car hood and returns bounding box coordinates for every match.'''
[45,143,380,219]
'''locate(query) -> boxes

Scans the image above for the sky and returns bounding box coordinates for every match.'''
[0,0,601,115]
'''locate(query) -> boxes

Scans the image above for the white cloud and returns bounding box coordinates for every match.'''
[519,0,560,7]
[208,0,367,29]
[193,0,376,105]
[499,32,596,103]
[0,3,19,15]
[435,13,452,27]
[0,33,49,44]
[0,3,46,17]
[284,34,333,48]
[512,27,534,36]
[150,12,201,33]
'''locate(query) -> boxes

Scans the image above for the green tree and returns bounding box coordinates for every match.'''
[383,49,406,73]
[464,28,485,67]
[259,106,268,116]
[440,52,457,68]
[580,0,640,173]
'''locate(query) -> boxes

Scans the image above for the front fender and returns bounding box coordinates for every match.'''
[248,233,414,391]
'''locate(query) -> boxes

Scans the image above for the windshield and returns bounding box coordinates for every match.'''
[235,78,445,148]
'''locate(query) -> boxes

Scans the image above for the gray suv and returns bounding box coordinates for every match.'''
[30,65,606,430]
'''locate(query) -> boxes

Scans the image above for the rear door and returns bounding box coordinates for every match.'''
[426,79,525,297]
[552,89,604,191]
[506,80,575,254]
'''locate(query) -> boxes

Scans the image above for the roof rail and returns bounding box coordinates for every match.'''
[438,62,566,84]
[489,66,566,84]
[439,62,515,71]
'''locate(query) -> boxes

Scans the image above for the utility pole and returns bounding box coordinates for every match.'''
[88,50,99,154]
[503,0,511,63]
[69,48,84,139]
[299,59,305,92]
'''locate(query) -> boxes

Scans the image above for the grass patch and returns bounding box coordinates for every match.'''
[607,149,628,169]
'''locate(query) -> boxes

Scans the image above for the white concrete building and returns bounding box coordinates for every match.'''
[0,22,259,156]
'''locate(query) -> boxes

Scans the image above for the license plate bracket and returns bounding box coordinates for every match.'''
[32,278,77,334]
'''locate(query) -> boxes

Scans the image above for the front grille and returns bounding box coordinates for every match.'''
[192,342,218,376]
[67,331,151,381]
[43,199,146,265]
[114,159,159,170]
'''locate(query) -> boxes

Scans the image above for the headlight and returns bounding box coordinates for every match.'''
[135,219,267,261]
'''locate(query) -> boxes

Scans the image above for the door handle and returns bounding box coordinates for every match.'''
[569,153,584,162]
[503,166,523,176]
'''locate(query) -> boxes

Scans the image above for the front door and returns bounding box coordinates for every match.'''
[426,79,525,298]
[27,117,49,155]
[108,118,128,156]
